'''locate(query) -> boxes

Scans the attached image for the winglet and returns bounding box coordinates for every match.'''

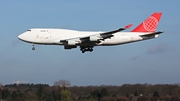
[132,12,162,32]
[125,23,133,29]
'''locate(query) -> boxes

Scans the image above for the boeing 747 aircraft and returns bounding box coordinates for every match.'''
[18,12,163,53]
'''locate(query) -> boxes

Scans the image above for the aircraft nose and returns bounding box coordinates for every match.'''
[18,32,28,41]
[18,34,23,40]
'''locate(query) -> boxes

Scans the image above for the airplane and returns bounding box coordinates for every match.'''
[18,12,163,53]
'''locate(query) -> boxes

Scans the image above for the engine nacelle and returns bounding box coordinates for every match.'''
[68,40,78,45]
[90,35,101,41]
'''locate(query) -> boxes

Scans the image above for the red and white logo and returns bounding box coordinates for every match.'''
[143,16,158,32]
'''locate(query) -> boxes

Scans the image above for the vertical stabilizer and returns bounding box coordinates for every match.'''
[131,12,162,32]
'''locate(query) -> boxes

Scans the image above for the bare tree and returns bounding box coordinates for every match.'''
[54,79,71,90]
[0,83,2,101]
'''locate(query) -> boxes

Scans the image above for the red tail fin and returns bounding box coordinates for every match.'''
[131,12,162,32]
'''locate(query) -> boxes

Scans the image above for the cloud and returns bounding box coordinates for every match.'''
[147,43,171,54]
[12,40,20,46]
[130,55,139,61]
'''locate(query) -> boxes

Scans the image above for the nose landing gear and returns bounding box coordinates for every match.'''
[32,44,35,50]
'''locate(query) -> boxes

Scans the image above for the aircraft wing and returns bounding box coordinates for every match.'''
[60,24,132,45]
[100,23,132,36]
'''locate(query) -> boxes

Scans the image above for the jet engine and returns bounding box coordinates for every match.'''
[90,35,102,41]
[68,40,79,45]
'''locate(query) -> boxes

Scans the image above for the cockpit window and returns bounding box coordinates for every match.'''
[27,30,31,31]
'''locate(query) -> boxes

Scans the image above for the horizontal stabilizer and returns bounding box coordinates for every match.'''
[140,31,164,37]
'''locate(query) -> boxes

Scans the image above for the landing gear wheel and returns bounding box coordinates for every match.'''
[81,48,85,53]
[32,47,35,50]
[89,48,93,52]
[80,46,94,53]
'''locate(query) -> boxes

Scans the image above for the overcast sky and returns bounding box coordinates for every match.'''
[0,0,180,86]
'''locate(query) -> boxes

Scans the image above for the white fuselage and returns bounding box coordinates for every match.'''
[18,28,157,46]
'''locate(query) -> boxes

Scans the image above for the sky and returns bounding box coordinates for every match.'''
[0,0,180,86]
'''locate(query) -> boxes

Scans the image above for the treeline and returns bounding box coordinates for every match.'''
[0,81,180,101]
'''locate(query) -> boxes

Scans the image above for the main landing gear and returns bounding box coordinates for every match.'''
[32,44,35,50]
[80,46,93,53]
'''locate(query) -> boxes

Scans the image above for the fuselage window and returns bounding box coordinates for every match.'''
[27,30,31,31]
